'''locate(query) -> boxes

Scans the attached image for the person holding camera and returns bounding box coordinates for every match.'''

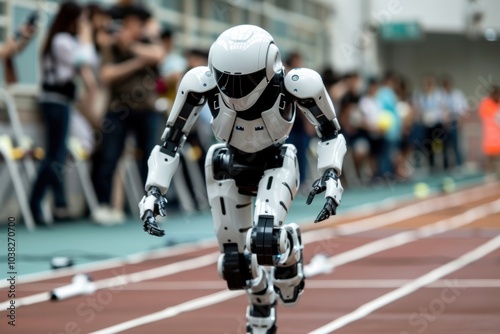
[1,13,37,84]
[90,3,164,224]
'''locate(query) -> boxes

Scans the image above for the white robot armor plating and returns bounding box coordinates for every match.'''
[139,25,347,334]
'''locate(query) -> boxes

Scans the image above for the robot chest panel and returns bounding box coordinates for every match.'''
[211,99,294,153]
[229,117,274,152]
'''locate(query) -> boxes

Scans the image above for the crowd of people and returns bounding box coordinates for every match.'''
[1,0,499,226]
[318,69,474,186]
[14,0,205,225]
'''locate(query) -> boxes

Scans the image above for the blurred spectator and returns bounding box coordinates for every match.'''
[376,71,401,176]
[91,3,164,223]
[395,76,416,178]
[339,72,362,113]
[478,85,500,179]
[413,74,447,171]
[321,67,339,102]
[69,4,103,152]
[159,27,187,112]
[29,1,97,224]
[338,86,366,183]
[441,75,468,171]
[284,51,302,71]
[327,71,349,110]
[359,78,384,178]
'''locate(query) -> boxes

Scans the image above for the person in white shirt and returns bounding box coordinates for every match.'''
[30,1,96,224]
[158,28,187,111]
[413,74,448,171]
[359,78,385,178]
[441,76,468,170]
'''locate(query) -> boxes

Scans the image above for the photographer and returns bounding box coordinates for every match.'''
[91,4,164,224]
[1,13,37,84]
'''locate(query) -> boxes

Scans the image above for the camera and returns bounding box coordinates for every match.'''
[14,11,38,40]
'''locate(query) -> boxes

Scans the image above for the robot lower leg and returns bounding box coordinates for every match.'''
[246,267,277,334]
[247,220,305,305]
[217,246,278,333]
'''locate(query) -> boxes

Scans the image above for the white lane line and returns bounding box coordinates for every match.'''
[24,278,500,291]
[91,290,245,334]
[2,181,495,290]
[0,253,219,309]
[318,199,500,274]
[0,239,217,289]
[3,184,497,311]
[88,199,500,334]
[305,180,498,242]
[17,279,500,291]
[308,233,500,334]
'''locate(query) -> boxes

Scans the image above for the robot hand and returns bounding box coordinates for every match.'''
[306,168,343,223]
[138,186,167,237]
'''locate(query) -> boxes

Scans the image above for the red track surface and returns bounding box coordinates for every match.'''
[1,182,499,334]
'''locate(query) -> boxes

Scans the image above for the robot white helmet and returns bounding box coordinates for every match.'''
[209,25,283,111]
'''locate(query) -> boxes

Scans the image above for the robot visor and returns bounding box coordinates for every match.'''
[213,67,266,99]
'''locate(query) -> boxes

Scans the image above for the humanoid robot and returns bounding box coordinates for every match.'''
[139,25,346,334]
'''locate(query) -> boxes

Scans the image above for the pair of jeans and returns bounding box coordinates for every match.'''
[30,101,70,218]
[446,120,463,168]
[92,110,163,205]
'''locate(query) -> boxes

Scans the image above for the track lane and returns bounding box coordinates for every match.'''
[89,197,500,333]
[2,182,499,334]
[7,183,495,312]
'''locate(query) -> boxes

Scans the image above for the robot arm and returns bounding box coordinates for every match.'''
[139,66,217,235]
[284,68,347,222]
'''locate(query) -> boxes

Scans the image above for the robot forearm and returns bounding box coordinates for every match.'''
[316,134,347,176]
[144,145,180,195]
[313,135,346,211]
[286,68,347,221]
[140,145,178,236]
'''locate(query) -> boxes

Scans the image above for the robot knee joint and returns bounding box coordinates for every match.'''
[246,218,302,267]
[246,215,291,266]
[217,244,257,290]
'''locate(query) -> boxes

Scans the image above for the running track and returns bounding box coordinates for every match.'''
[1,181,499,334]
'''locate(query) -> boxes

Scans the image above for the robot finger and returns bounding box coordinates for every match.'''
[314,197,337,223]
[157,196,168,217]
[306,182,326,205]
[143,210,165,237]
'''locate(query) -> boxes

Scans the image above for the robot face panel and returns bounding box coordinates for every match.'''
[209,25,282,111]
[213,67,266,99]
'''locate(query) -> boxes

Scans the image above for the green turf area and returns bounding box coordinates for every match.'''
[0,171,486,279]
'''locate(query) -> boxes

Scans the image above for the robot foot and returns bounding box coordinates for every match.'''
[272,262,305,306]
[246,303,277,334]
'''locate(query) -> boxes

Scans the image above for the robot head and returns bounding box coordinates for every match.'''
[209,25,282,111]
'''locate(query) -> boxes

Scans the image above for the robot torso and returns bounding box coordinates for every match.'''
[209,72,295,153]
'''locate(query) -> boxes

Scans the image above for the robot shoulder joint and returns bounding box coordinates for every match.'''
[284,68,324,101]
[178,66,217,95]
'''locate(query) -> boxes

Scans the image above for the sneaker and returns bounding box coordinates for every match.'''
[91,206,125,225]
